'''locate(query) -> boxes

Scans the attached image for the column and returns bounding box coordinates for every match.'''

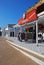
[36,21,38,46]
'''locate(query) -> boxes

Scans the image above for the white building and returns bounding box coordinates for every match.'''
[3,24,16,37]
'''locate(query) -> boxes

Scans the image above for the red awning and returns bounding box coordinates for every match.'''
[18,18,24,25]
[18,9,37,25]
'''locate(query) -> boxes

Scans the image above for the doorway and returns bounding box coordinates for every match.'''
[10,32,14,37]
[0,31,2,36]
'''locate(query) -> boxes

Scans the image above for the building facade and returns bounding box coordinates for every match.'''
[3,24,16,37]
[18,0,44,44]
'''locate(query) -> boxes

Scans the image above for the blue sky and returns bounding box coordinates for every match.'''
[0,0,39,28]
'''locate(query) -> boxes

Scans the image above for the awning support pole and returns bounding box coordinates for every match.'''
[36,21,38,46]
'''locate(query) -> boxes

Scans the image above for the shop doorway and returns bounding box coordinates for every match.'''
[25,26,36,42]
[10,32,14,37]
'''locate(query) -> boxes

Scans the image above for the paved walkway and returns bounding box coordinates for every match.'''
[0,37,39,65]
[6,37,44,55]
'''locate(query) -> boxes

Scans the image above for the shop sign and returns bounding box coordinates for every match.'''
[26,9,37,23]
[18,9,37,25]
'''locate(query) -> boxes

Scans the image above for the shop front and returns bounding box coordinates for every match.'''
[18,1,44,45]
[18,9,37,42]
[18,15,44,44]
